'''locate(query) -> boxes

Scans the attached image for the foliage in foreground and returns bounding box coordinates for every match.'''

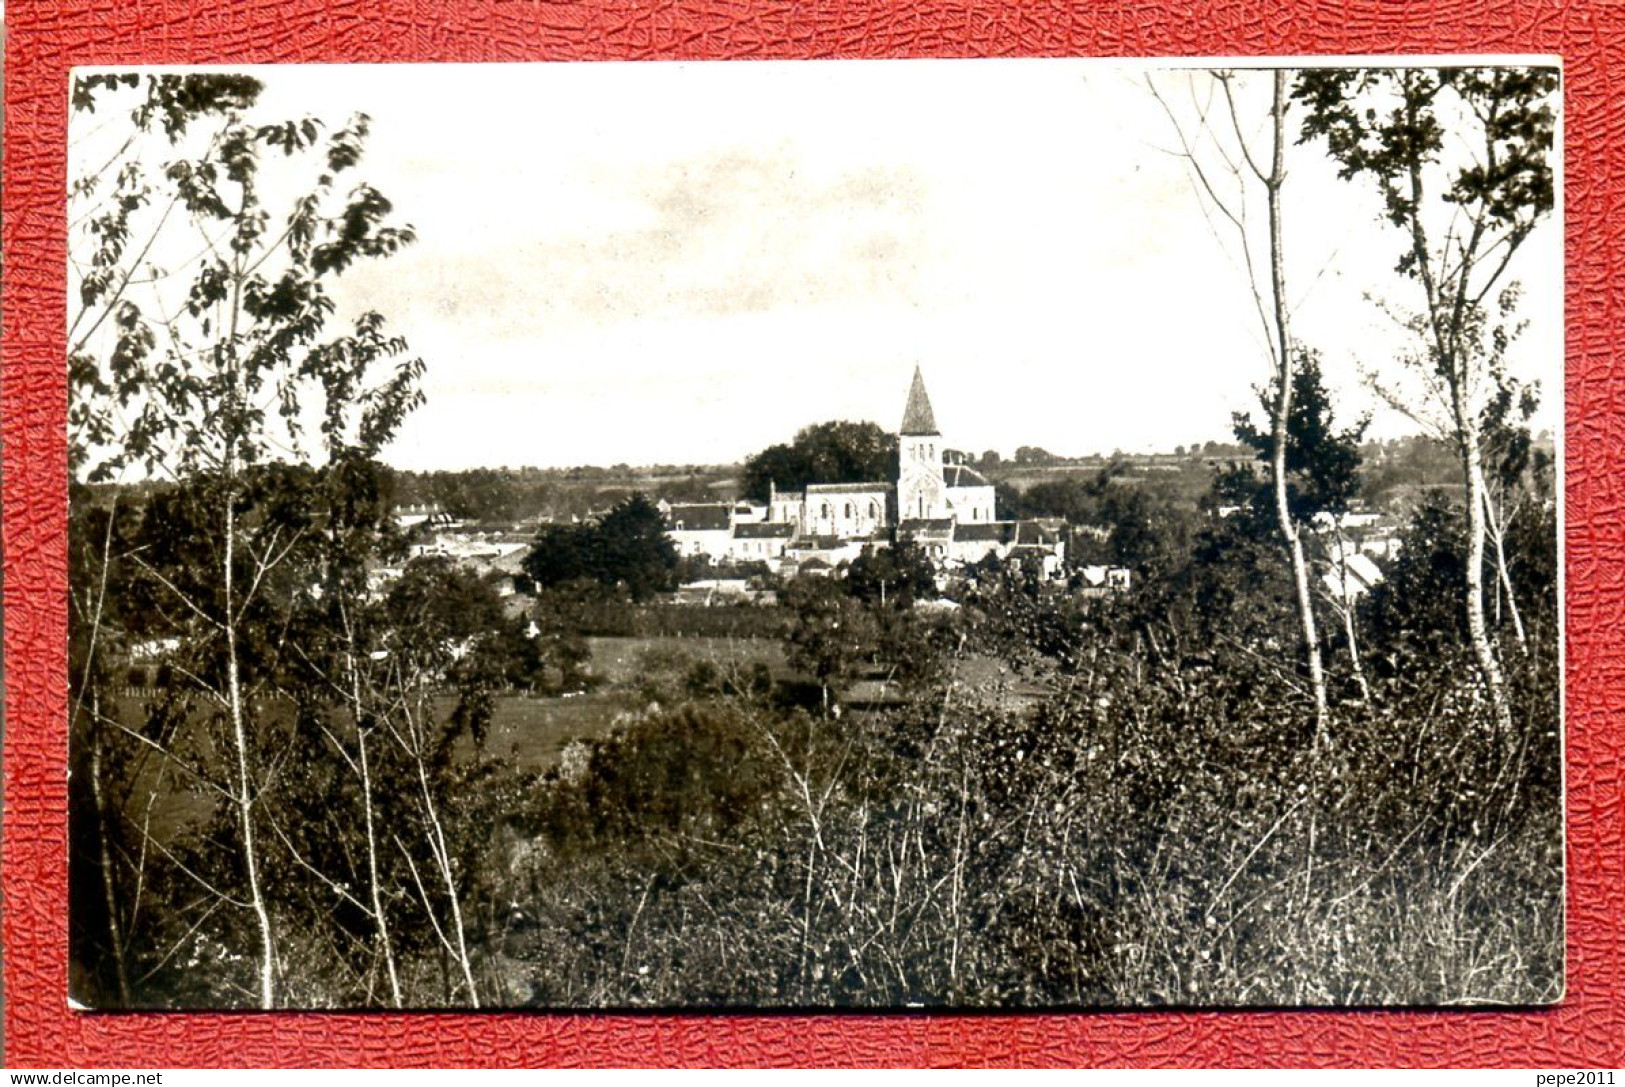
[70,473,1561,1008]
[491,619,1559,1008]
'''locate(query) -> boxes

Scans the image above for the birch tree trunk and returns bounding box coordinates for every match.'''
[1458,419,1515,739]
[1262,71,1329,739]
[1483,490,1529,652]
[356,716,402,1007]
[224,470,278,1010]
[404,691,480,1008]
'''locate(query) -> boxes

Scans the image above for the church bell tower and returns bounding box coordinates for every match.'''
[897,366,946,521]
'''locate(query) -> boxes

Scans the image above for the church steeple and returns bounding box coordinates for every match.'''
[897,366,946,522]
[899,365,940,436]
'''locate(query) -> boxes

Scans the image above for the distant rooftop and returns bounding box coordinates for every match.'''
[733,522,794,540]
[898,518,955,537]
[667,503,731,531]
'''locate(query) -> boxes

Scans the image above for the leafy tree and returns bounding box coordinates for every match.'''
[523,523,597,590]
[529,586,594,692]
[1006,466,1190,577]
[845,542,936,609]
[1360,495,1467,666]
[523,493,678,602]
[1009,471,1114,525]
[364,558,514,1005]
[782,575,879,716]
[741,420,898,501]
[1231,351,1369,525]
[1013,445,1056,466]
[1098,485,1192,578]
[596,494,680,601]
[68,72,423,1008]
[1295,65,1559,737]
[420,467,520,523]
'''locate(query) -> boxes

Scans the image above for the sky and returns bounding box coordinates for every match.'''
[72,59,1562,472]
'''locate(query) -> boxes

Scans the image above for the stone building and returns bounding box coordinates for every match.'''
[666,367,1063,576]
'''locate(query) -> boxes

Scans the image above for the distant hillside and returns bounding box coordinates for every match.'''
[385,464,741,525]
[375,431,1551,527]
[980,434,1530,514]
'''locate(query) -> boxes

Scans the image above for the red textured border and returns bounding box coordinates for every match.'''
[4,0,1621,1069]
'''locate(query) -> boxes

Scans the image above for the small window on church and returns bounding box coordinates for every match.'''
[822,503,831,520]
[844,502,854,519]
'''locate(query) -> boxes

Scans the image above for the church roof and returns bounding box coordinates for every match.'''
[942,463,990,488]
[805,482,892,494]
[899,366,940,436]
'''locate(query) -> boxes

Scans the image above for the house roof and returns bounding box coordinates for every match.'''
[1012,520,1061,546]
[733,522,795,540]
[952,522,1012,543]
[667,503,731,531]
[1343,552,1384,588]
[899,518,955,540]
[900,366,940,436]
[789,535,845,551]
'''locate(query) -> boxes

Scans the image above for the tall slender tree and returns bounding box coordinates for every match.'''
[1294,67,1559,737]
[1149,70,1328,736]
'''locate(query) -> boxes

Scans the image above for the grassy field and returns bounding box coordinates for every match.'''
[114,635,792,829]
[116,634,1034,841]
[479,690,634,774]
[484,635,789,773]
[584,635,787,684]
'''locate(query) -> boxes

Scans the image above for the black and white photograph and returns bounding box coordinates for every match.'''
[66,59,1562,1010]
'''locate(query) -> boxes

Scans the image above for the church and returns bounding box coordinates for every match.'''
[663,367,1064,576]
[767,368,997,536]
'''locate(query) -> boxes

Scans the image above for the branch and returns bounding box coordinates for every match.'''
[268,816,375,916]
[128,554,227,633]
[124,812,253,910]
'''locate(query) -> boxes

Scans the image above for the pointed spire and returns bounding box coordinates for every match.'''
[899,365,940,436]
